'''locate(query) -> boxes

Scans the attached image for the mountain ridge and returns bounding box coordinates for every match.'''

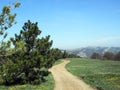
[67,47,120,57]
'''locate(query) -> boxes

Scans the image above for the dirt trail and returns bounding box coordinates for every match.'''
[49,60,97,90]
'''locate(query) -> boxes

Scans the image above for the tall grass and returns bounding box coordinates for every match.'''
[66,58,120,90]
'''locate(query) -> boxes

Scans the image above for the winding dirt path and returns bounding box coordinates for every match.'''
[49,60,97,90]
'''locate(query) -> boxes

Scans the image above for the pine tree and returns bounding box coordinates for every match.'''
[0,20,54,85]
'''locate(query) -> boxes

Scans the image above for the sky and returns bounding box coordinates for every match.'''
[0,0,120,49]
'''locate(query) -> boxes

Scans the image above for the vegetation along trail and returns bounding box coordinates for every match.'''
[49,60,97,90]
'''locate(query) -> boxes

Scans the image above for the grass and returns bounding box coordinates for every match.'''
[54,59,63,65]
[66,58,120,90]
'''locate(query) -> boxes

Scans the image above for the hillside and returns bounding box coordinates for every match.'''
[67,47,120,57]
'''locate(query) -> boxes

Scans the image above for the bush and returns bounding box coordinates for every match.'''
[0,60,25,85]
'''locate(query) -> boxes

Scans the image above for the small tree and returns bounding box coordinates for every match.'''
[62,50,68,58]
[91,52,101,59]
[114,52,120,61]
[103,52,114,60]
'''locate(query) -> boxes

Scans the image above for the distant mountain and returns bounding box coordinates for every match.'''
[67,47,120,57]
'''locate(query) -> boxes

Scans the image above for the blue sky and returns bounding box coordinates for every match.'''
[1,0,120,49]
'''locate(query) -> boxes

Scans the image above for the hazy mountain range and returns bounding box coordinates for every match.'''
[67,47,120,57]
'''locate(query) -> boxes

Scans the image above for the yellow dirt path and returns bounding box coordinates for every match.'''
[49,60,97,90]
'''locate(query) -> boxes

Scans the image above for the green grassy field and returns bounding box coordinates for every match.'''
[66,58,120,90]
